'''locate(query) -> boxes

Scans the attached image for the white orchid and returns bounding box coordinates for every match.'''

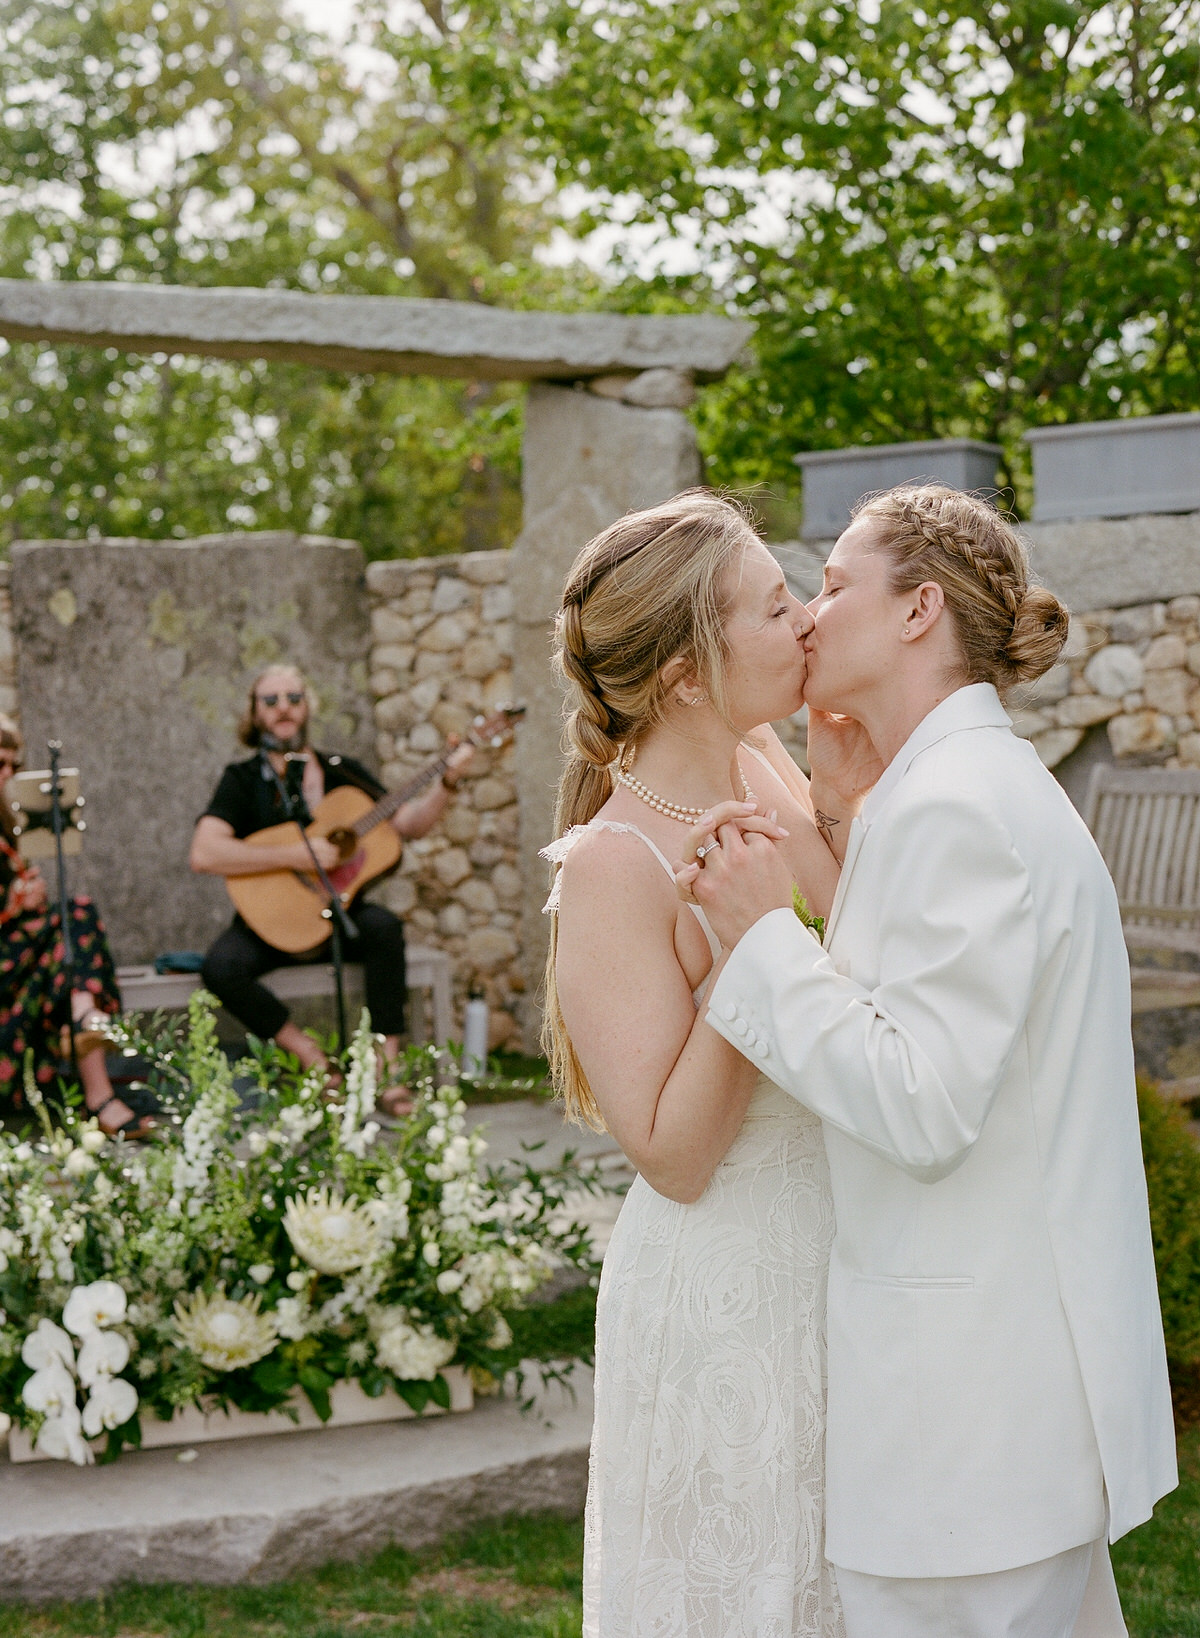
[371,1312,455,1381]
[63,1279,127,1337]
[21,1318,74,1372]
[76,1329,131,1388]
[283,1187,379,1275]
[173,1288,279,1371]
[81,1376,138,1436]
[36,1403,92,1466]
[22,1360,77,1417]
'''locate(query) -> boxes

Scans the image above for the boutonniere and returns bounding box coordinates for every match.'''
[792,885,825,944]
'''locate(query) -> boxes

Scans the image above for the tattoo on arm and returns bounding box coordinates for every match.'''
[814,808,841,845]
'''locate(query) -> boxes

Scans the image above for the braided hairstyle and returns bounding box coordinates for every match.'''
[852,485,1069,691]
[544,490,761,1127]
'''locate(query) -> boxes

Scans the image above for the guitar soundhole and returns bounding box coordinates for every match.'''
[326,827,357,862]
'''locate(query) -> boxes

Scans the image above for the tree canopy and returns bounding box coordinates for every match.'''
[2,0,1199,549]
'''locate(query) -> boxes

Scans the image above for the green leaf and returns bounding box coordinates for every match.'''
[395,1378,432,1415]
[428,1372,451,1411]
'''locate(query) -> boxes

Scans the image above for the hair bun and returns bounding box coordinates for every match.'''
[1006,585,1069,684]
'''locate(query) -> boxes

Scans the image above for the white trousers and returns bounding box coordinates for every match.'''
[836,1535,1127,1638]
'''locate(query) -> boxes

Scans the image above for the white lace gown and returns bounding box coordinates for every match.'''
[543,821,844,1638]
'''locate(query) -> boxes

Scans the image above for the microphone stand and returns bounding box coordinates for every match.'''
[46,741,79,1078]
[260,747,354,1055]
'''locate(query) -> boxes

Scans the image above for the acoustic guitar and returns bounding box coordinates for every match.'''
[227,706,525,954]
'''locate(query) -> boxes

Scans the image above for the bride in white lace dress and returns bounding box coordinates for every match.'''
[540,493,851,1638]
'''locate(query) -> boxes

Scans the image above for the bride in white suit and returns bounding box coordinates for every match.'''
[541,491,849,1636]
[683,484,1178,1638]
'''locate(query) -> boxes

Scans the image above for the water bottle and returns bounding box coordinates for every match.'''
[462,991,489,1080]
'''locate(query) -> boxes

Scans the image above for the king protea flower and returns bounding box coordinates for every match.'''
[173,1287,279,1371]
[283,1187,380,1275]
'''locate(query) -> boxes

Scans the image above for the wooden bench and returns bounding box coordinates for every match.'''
[1083,765,1200,1022]
[116,945,454,1047]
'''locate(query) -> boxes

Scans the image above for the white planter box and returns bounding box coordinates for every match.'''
[1026,412,1200,522]
[794,439,1002,541]
[7,1368,474,1463]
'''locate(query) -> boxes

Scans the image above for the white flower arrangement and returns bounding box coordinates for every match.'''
[0,993,603,1462]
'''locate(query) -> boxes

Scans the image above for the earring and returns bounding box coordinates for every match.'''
[690,695,706,707]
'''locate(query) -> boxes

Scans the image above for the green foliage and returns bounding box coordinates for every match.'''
[791,884,826,943]
[491,0,1200,508]
[0,0,599,555]
[5,1,1199,546]
[1139,1079,1200,1376]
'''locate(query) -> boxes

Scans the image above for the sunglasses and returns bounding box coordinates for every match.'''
[257,692,305,707]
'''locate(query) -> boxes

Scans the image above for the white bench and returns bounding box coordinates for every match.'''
[116,945,454,1047]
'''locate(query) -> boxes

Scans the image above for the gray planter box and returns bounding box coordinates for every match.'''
[1026,412,1200,523]
[793,438,1003,541]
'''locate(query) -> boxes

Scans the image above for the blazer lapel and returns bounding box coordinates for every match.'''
[823,816,865,949]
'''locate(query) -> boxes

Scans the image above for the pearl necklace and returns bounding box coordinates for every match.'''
[615,762,753,824]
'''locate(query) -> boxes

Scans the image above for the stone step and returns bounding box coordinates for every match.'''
[0,1370,593,1604]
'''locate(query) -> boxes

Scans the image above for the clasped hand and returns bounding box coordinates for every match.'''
[673,800,795,951]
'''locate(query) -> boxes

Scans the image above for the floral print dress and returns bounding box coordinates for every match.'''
[0,833,120,1104]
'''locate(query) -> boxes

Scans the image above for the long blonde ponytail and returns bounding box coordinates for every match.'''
[541,490,760,1127]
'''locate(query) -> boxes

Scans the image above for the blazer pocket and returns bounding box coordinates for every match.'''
[854,1273,976,1290]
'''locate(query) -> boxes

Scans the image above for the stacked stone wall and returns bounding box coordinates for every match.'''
[365,550,523,1050]
[1011,597,1200,770]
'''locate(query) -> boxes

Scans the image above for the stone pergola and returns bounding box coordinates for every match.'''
[0,279,750,1009]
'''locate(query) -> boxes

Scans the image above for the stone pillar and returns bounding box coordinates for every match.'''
[11,532,372,965]
[0,562,15,720]
[511,379,703,1045]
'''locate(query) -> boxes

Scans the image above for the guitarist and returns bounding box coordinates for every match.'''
[190,664,472,1113]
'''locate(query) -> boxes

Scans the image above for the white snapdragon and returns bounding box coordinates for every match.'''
[167,993,239,1217]
[336,1014,379,1155]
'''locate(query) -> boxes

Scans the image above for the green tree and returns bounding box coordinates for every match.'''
[0,0,592,554]
[472,0,1200,507]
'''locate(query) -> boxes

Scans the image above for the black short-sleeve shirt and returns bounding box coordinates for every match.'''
[201,751,386,839]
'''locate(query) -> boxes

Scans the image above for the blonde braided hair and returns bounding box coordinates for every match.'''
[853,485,1068,690]
[543,490,761,1128]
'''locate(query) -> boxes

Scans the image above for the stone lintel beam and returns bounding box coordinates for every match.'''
[0,280,752,383]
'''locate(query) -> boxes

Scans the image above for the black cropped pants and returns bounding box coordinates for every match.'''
[202,902,408,1040]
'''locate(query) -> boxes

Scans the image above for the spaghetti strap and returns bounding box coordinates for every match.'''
[539,820,723,962]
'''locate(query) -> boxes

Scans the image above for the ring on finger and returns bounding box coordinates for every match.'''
[696,839,720,861]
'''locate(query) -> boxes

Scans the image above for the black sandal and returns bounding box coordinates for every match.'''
[89,1094,157,1142]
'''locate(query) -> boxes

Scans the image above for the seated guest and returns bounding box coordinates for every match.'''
[190,665,471,1114]
[0,714,155,1137]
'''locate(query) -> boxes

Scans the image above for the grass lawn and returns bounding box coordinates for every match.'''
[0,1423,1195,1636]
[0,1513,584,1637]
[1115,1415,1200,1636]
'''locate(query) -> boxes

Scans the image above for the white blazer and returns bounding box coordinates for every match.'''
[708,684,1176,1579]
